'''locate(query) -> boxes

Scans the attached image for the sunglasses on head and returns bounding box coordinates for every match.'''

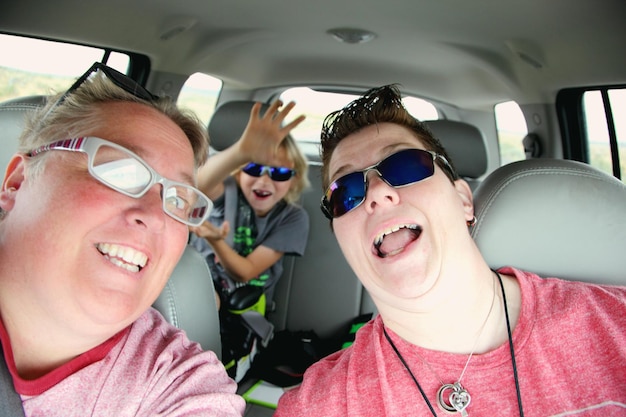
[41,62,158,122]
[28,136,212,227]
[242,163,296,182]
[320,148,452,220]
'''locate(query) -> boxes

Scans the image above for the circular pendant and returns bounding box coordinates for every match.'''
[437,382,471,415]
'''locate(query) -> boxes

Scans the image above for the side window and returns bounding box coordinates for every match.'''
[279,87,438,156]
[177,72,223,127]
[582,88,626,180]
[0,33,132,102]
[495,101,527,166]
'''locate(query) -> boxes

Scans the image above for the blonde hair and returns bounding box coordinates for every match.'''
[282,135,310,204]
[19,71,208,176]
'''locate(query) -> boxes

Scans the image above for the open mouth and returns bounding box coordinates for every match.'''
[373,224,422,258]
[96,243,148,273]
[253,190,272,199]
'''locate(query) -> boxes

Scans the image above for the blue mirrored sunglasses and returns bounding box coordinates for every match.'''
[242,163,296,182]
[320,148,452,219]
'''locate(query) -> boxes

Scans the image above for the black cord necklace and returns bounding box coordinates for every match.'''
[383,271,524,416]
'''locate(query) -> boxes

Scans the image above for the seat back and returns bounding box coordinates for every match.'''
[424,119,488,190]
[471,158,626,286]
[0,95,47,172]
[0,95,222,356]
[152,245,221,356]
[208,100,270,152]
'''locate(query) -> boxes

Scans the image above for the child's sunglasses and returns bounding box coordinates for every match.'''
[320,148,452,219]
[242,163,296,182]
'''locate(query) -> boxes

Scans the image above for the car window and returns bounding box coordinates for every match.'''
[582,88,626,181]
[495,101,527,166]
[177,72,223,127]
[0,33,131,102]
[279,87,438,156]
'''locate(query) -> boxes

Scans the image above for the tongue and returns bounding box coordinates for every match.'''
[378,228,417,257]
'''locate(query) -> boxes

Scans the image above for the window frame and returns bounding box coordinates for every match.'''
[556,84,624,179]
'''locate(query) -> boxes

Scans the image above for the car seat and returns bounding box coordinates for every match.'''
[424,119,489,190]
[471,158,626,286]
[0,95,222,357]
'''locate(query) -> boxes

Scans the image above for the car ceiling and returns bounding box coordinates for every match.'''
[2,0,625,110]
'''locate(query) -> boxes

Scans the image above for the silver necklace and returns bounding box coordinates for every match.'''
[383,271,523,416]
[436,275,496,415]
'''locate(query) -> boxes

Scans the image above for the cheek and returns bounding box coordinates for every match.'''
[237,173,255,191]
[333,217,365,260]
[273,180,293,198]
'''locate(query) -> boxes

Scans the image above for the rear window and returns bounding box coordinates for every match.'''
[495,101,527,166]
[177,72,223,128]
[279,87,438,156]
[0,33,133,102]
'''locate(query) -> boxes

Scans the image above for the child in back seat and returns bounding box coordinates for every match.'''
[189,100,310,381]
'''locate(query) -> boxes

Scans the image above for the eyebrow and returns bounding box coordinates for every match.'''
[124,142,197,186]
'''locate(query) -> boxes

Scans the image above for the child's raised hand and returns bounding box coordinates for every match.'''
[237,100,305,164]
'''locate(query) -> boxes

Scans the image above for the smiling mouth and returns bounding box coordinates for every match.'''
[373,224,422,258]
[96,243,148,273]
[253,190,272,198]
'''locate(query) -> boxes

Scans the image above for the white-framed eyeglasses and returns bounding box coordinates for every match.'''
[28,136,212,227]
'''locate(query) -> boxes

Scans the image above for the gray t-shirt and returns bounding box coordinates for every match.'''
[191,176,309,304]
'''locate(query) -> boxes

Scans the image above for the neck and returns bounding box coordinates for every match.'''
[378,267,519,354]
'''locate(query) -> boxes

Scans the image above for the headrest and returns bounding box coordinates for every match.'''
[0,95,48,173]
[424,119,488,179]
[471,158,626,286]
[208,100,270,151]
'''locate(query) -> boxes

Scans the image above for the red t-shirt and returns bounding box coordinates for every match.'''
[1,308,245,416]
[276,267,626,416]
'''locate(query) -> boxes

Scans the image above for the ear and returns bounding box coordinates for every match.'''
[0,154,27,213]
[453,178,474,223]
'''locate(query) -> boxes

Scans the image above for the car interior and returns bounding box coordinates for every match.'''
[1,1,625,415]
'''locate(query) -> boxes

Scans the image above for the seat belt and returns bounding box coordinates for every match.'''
[223,176,274,343]
[0,343,26,417]
[223,176,238,247]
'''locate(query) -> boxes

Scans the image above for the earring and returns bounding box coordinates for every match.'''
[466,216,476,227]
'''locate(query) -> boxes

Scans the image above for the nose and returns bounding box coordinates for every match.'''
[125,184,167,231]
[363,170,400,214]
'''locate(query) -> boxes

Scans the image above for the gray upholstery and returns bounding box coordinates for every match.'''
[208,100,270,151]
[0,95,222,356]
[153,245,221,356]
[270,164,367,338]
[472,158,626,286]
[424,119,488,189]
[0,95,47,171]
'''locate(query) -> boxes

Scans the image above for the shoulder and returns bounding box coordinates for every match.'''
[119,309,245,415]
[502,267,626,338]
[504,266,626,305]
[277,201,309,221]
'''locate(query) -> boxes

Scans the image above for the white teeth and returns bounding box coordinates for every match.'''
[374,224,418,246]
[96,243,148,273]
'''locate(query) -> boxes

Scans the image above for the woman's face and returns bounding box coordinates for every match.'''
[0,101,195,340]
[328,123,474,306]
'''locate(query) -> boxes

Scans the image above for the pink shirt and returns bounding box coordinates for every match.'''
[1,308,245,416]
[276,268,626,416]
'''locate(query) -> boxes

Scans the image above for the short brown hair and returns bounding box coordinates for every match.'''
[320,84,458,191]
